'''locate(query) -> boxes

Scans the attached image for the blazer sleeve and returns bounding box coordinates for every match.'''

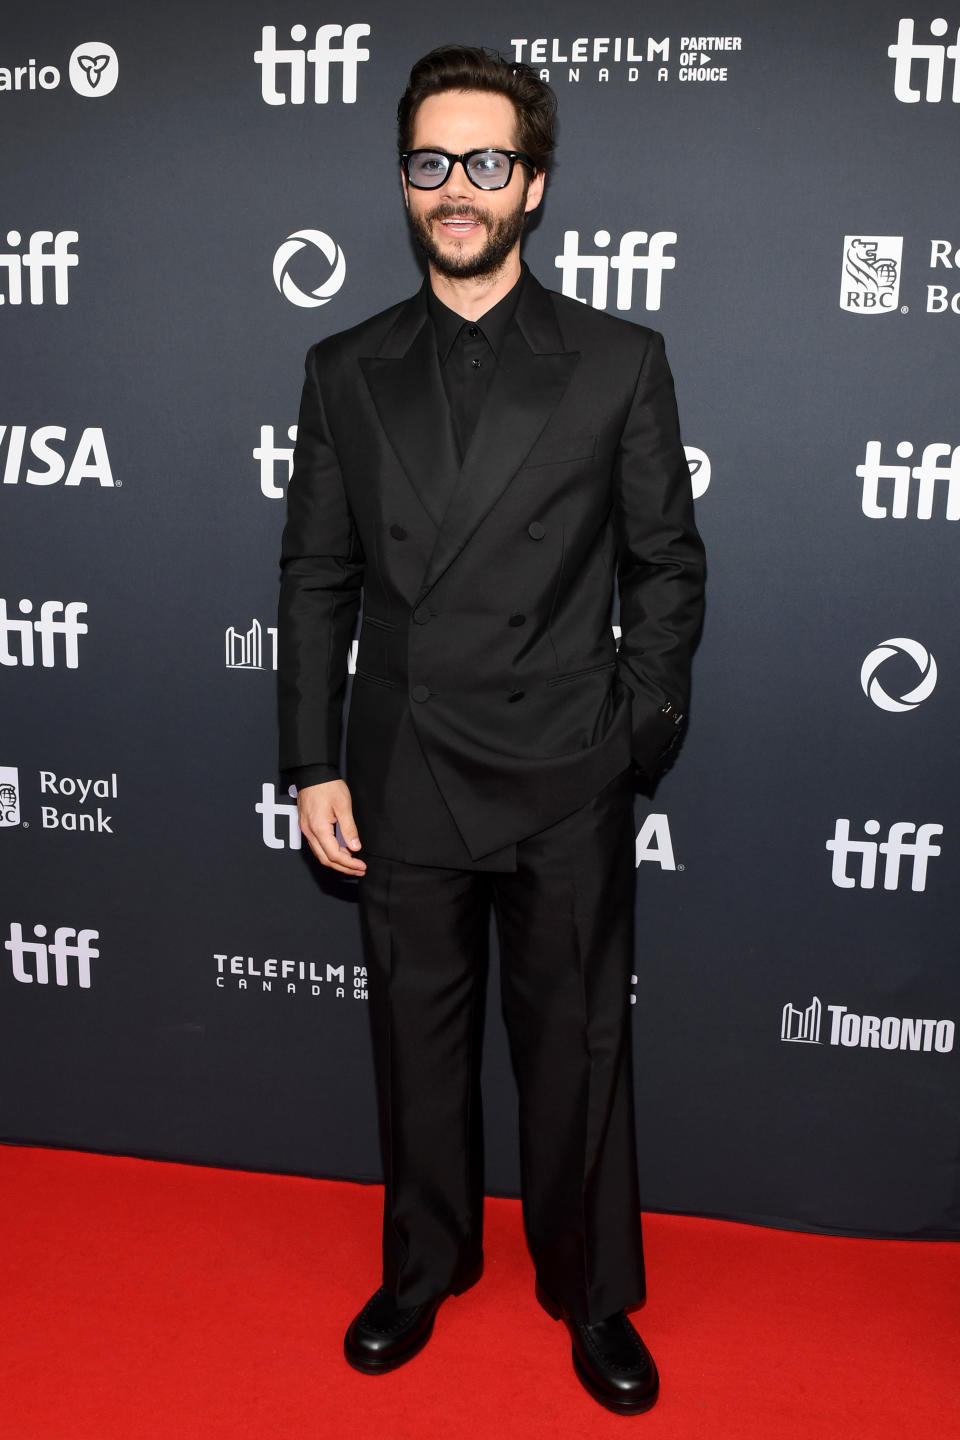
[277,343,365,775]
[613,329,706,783]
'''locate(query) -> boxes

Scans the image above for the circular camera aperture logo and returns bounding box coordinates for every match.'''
[860,637,938,713]
[69,42,119,99]
[273,230,347,308]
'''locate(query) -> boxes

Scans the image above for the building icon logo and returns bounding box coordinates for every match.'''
[273,229,346,308]
[860,637,937,713]
[0,766,20,827]
[840,236,903,313]
[781,996,822,1044]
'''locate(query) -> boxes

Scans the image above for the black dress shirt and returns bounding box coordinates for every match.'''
[289,269,525,791]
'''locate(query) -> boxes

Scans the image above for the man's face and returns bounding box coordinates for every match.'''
[403,89,545,281]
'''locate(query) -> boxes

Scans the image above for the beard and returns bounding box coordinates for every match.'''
[407,187,529,280]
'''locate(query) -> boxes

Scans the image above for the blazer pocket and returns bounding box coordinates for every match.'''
[361,615,395,632]
[521,432,598,469]
[546,661,616,687]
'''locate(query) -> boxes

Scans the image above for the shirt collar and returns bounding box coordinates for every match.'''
[427,264,527,362]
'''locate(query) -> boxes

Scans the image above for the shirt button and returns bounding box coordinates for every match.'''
[411,684,431,703]
[508,613,526,627]
[390,524,407,540]
[527,522,546,540]
[468,326,479,338]
[412,607,432,625]
[471,358,482,369]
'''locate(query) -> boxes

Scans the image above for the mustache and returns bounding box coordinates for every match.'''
[426,202,489,224]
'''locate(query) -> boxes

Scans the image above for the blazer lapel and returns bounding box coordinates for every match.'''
[359,288,460,529]
[418,277,579,598]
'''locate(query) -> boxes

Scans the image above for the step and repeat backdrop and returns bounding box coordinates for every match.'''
[2,1,958,1239]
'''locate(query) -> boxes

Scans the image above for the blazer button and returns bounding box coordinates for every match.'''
[412,607,433,625]
[390,524,407,540]
[527,521,546,540]
[411,684,431,703]
[508,613,526,627]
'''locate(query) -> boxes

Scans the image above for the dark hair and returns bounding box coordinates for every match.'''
[397,45,557,173]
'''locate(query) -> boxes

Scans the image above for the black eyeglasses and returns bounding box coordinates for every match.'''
[401,148,535,191]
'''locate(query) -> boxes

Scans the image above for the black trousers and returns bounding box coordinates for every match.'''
[357,769,645,1326]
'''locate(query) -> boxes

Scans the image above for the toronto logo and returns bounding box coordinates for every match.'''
[840,236,903,313]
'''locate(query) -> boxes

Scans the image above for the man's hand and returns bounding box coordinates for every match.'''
[296,780,366,877]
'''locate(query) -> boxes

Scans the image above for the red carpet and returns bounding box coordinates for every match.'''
[1,1145,955,1439]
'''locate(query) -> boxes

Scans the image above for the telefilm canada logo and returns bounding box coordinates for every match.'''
[0,231,78,306]
[214,949,369,1000]
[858,440,959,519]
[506,34,742,86]
[273,230,346,308]
[781,996,954,1053]
[888,18,960,102]
[1,425,116,486]
[255,24,370,104]
[860,637,937,713]
[4,922,98,989]
[0,41,118,98]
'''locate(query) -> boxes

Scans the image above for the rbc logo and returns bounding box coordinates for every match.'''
[888,18,960,102]
[0,767,20,827]
[826,819,942,891]
[255,24,371,104]
[554,229,677,311]
[840,236,902,312]
[5,922,98,988]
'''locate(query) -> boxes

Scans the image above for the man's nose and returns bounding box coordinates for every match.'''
[438,159,473,198]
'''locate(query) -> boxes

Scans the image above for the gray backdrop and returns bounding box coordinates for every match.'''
[2,0,958,1239]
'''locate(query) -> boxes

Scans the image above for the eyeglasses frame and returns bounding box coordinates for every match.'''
[401,148,537,191]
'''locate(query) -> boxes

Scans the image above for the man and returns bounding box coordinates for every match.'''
[278,46,705,1416]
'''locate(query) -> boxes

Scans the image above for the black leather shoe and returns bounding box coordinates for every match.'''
[344,1264,482,1374]
[536,1279,660,1415]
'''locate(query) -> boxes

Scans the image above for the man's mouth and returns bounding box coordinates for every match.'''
[430,208,486,239]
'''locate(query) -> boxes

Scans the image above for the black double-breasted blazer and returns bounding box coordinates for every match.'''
[278,271,705,864]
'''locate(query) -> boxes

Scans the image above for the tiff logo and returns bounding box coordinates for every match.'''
[257,782,300,849]
[0,599,87,668]
[5,922,98,988]
[255,23,370,104]
[826,819,943,892]
[782,995,822,1043]
[226,618,278,670]
[255,424,296,498]
[0,230,78,305]
[555,229,676,312]
[858,440,960,519]
[888,18,960,102]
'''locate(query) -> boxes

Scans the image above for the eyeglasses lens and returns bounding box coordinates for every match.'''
[406,152,511,190]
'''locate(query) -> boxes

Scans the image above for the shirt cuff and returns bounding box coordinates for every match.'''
[286,764,341,790]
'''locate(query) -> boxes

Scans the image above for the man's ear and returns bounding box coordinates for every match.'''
[524,168,545,215]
